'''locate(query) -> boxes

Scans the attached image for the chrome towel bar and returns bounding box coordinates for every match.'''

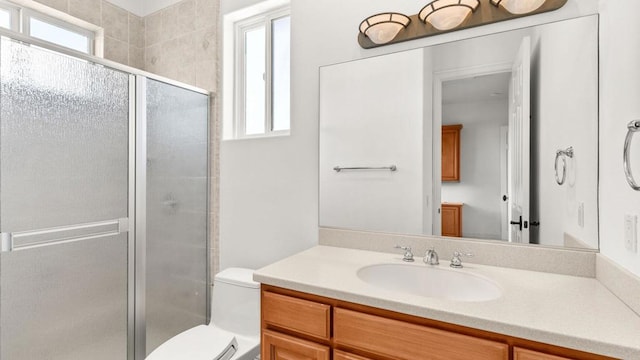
[555,147,574,186]
[333,165,397,172]
[624,120,640,191]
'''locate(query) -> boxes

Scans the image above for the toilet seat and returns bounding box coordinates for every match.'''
[146,325,238,360]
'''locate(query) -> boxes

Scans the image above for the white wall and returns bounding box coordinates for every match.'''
[319,50,425,234]
[220,0,316,270]
[220,0,599,270]
[530,16,599,248]
[442,100,508,239]
[599,0,640,275]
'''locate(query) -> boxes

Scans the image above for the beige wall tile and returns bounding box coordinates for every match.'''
[160,5,179,38]
[196,60,216,92]
[104,36,128,65]
[195,0,217,30]
[145,11,163,47]
[176,0,196,34]
[144,43,162,75]
[102,1,129,43]
[69,0,101,26]
[129,45,144,69]
[129,14,144,48]
[34,0,68,12]
[194,26,216,62]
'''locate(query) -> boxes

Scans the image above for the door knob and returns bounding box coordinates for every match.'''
[502,195,508,201]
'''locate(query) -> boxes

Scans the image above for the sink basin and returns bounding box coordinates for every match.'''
[357,263,502,302]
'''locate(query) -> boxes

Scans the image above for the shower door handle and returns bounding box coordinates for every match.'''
[1,218,129,253]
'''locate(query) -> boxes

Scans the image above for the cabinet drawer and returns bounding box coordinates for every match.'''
[334,350,373,360]
[262,330,330,360]
[263,291,331,340]
[334,308,508,360]
[514,347,573,360]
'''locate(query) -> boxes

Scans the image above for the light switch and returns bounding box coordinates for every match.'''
[624,214,638,253]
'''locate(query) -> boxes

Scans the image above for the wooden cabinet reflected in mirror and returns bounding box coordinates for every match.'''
[442,124,462,182]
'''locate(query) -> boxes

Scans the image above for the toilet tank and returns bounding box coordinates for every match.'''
[211,268,260,338]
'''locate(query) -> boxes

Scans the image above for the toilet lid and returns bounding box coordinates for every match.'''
[146,325,237,360]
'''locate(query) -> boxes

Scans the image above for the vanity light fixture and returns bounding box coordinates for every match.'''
[490,0,546,14]
[358,0,567,49]
[359,13,411,45]
[419,0,480,31]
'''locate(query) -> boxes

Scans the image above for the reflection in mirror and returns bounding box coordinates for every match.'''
[319,15,598,250]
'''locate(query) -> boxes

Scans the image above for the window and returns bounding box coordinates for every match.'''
[0,1,19,31]
[233,8,290,138]
[0,1,94,55]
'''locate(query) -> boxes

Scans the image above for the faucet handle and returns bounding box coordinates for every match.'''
[394,245,414,262]
[424,247,439,265]
[450,251,473,268]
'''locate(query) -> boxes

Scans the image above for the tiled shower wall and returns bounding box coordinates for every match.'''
[33,0,222,277]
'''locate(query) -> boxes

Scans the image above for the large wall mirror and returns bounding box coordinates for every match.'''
[319,15,599,250]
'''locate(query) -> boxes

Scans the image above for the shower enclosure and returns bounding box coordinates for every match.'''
[0,32,210,360]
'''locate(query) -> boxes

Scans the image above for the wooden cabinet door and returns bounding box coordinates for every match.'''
[441,203,462,237]
[442,124,462,181]
[262,330,330,360]
[514,347,573,360]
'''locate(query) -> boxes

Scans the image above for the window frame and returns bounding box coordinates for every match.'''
[233,6,291,139]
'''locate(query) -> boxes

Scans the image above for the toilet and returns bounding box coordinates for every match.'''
[146,268,261,360]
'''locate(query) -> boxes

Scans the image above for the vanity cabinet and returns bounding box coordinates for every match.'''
[441,202,463,237]
[261,285,617,360]
[442,124,463,181]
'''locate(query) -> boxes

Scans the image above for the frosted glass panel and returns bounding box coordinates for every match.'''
[1,235,128,360]
[0,38,129,232]
[0,38,129,360]
[272,16,290,132]
[145,79,209,355]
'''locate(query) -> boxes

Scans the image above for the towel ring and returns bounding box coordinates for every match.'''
[555,147,574,186]
[624,120,640,191]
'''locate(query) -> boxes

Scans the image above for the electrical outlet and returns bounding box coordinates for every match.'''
[624,214,638,253]
[578,203,584,228]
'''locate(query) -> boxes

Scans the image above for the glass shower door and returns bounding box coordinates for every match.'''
[143,78,209,355]
[0,38,131,359]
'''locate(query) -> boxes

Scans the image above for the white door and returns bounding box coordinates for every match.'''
[508,37,531,243]
[500,126,509,240]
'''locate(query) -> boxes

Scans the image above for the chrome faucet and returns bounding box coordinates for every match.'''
[394,245,414,262]
[424,247,439,265]
[450,251,473,268]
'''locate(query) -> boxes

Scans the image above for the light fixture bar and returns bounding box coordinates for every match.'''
[358,0,567,49]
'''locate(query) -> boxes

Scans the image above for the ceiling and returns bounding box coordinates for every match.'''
[106,0,182,17]
[442,72,511,105]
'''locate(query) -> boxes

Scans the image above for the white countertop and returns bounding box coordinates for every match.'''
[254,246,640,359]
